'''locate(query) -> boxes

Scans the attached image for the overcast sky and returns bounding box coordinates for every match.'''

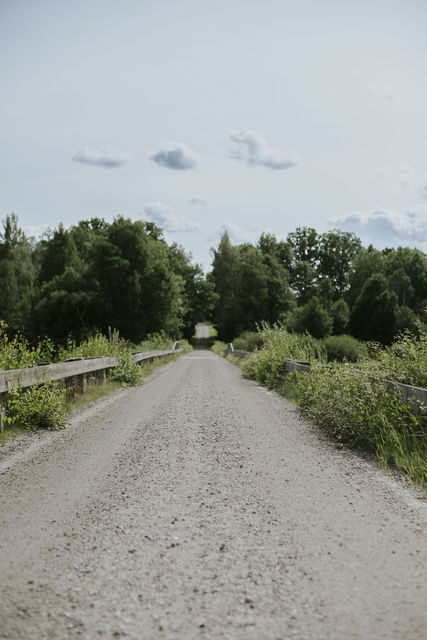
[1,0,427,268]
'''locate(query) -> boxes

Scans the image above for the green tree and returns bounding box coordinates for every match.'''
[288,296,333,339]
[0,214,35,330]
[318,230,361,294]
[209,233,242,340]
[330,298,350,335]
[349,274,398,344]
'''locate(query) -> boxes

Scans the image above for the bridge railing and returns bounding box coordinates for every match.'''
[0,347,182,431]
[224,344,427,413]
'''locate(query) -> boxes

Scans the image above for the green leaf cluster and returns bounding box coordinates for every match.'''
[5,382,67,431]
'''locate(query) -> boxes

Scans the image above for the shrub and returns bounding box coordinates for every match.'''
[241,326,427,486]
[372,332,427,387]
[297,364,427,485]
[233,331,264,352]
[108,358,144,386]
[211,340,228,356]
[58,330,129,360]
[243,324,326,388]
[323,334,364,362]
[0,321,54,370]
[288,297,333,339]
[5,382,67,430]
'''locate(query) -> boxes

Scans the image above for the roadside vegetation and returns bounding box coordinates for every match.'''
[0,322,190,439]
[235,326,427,486]
[1,211,426,481]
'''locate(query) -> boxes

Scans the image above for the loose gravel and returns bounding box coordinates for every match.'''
[0,351,426,639]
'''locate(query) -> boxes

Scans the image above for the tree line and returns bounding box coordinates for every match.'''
[0,214,214,343]
[209,227,427,343]
[0,214,426,346]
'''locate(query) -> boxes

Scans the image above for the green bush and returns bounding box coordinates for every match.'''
[243,324,326,388]
[288,297,333,339]
[211,340,228,356]
[58,329,129,360]
[108,358,144,386]
[372,332,427,388]
[322,334,364,362]
[5,382,67,430]
[233,331,264,352]
[0,321,55,370]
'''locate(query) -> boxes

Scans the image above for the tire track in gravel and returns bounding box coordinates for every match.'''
[0,351,426,639]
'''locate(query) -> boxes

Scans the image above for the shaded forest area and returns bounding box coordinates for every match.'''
[0,214,426,346]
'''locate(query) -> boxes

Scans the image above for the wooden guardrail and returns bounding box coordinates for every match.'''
[0,348,181,431]
[0,349,180,394]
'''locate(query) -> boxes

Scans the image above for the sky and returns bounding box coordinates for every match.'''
[1,0,427,269]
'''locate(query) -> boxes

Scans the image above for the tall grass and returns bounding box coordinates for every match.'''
[241,326,427,486]
[243,323,326,388]
[298,364,427,486]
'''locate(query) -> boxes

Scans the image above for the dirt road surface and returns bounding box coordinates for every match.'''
[0,349,426,639]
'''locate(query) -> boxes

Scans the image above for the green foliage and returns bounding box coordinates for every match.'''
[350,274,399,344]
[330,298,350,334]
[137,331,174,351]
[209,227,425,346]
[233,331,264,352]
[5,382,67,430]
[0,321,54,370]
[211,340,228,356]
[287,297,333,339]
[241,325,427,486]
[297,364,427,486]
[209,232,293,341]
[369,332,427,388]
[108,358,144,386]
[243,324,326,388]
[323,334,365,362]
[0,214,208,345]
[0,214,35,329]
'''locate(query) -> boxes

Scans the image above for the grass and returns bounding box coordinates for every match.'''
[0,424,29,446]
[230,325,427,488]
[211,340,227,356]
[67,380,123,411]
[0,352,182,444]
[208,324,218,338]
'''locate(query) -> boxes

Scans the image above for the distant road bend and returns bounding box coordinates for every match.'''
[0,323,426,639]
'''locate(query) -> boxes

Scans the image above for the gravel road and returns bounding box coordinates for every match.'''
[0,349,426,639]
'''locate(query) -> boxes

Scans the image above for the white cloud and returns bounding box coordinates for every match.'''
[229,129,299,170]
[150,142,198,170]
[189,195,211,207]
[143,202,200,233]
[397,165,415,191]
[207,220,260,244]
[365,82,397,101]
[371,168,389,180]
[331,206,427,249]
[72,146,131,168]
[418,176,427,200]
